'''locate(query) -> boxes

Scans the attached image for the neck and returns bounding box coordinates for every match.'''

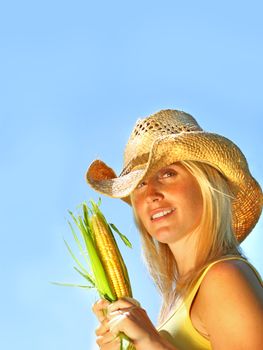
[168,233,198,277]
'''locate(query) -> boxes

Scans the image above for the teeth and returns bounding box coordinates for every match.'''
[151,209,174,220]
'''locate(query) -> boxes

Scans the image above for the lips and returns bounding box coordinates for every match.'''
[150,208,175,221]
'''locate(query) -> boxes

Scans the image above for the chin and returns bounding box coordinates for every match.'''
[154,232,178,244]
[153,228,194,244]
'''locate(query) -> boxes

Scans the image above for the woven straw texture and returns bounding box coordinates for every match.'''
[86,109,262,242]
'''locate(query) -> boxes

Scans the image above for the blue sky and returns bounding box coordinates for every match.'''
[0,1,262,349]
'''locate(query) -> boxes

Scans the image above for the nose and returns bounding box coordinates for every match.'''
[145,179,164,203]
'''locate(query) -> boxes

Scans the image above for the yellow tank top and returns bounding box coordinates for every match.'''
[157,257,262,350]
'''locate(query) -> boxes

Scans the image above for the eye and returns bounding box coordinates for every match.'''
[161,169,177,178]
[136,180,147,189]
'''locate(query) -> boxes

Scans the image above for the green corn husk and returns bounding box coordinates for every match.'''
[55,199,134,350]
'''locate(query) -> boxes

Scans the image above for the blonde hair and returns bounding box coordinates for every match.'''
[132,161,244,324]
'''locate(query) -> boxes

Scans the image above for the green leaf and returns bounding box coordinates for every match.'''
[73,266,96,287]
[82,203,89,228]
[68,220,91,269]
[109,223,132,248]
[120,333,132,350]
[50,281,93,289]
[63,238,89,275]
[68,210,82,231]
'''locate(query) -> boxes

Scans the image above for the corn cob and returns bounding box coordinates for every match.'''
[89,203,132,299]
[59,200,134,350]
[88,203,135,350]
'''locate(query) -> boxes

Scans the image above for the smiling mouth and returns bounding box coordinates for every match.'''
[151,208,175,221]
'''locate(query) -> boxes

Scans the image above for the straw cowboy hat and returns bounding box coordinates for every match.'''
[86,109,262,242]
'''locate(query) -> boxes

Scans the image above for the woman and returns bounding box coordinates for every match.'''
[86,109,263,349]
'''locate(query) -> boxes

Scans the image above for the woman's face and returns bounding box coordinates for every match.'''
[130,163,203,244]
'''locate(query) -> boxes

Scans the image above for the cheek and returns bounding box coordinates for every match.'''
[186,185,203,219]
[131,200,148,233]
[178,181,203,216]
[131,194,150,229]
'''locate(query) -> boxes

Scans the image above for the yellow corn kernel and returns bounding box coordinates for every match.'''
[90,213,132,299]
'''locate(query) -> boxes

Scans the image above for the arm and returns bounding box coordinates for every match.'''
[197,260,263,350]
[92,297,178,350]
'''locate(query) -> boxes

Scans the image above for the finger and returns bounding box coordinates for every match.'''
[95,319,110,336]
[92,299,111,321]
[97,336,121,349]
[107,309,124,319]
[108,314,127,336]
[107,306,138,321]
[107,298,140,314]
[96,330,118,346]
[122,297,141,308]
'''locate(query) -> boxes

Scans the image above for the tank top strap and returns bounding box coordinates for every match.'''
[184,256,262,310]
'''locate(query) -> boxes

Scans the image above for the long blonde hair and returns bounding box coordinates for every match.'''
[132,161,245,324]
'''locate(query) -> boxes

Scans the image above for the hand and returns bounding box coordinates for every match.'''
[92,298,174,350]
[105,297,162,349]
[92,297,158,349]
[92,299,120,350]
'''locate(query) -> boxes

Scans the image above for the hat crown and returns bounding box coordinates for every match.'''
[122,109,202,175]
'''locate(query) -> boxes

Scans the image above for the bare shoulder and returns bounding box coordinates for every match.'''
[203,259,262,290]
[198,259,263,309]
[195,259,263,349]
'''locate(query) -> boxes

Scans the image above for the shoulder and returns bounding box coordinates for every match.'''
[198,258,263,310]
[201,259,262,295]
[195,259,263,349]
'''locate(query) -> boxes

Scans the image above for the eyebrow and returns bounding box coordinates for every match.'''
[160,164,181,171]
